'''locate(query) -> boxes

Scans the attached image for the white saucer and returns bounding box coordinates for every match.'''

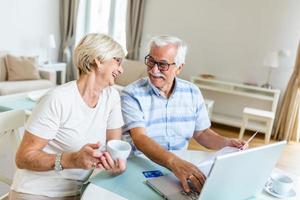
[264,181,296,199]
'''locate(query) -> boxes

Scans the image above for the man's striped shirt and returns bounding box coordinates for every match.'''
[121,77,210,151]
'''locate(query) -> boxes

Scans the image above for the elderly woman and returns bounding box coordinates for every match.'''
[9,33,126,200]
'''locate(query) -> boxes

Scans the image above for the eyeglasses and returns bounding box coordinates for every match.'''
[113,57,123,66]
[144,55,176,71]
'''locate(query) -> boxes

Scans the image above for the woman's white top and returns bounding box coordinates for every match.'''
[11,81,124,197]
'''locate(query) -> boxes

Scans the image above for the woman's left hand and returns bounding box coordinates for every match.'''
[99,152,127,174]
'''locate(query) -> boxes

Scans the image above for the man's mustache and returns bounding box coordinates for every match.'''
[148,71,166,79]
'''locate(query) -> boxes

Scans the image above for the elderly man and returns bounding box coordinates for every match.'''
[121,35,246,193]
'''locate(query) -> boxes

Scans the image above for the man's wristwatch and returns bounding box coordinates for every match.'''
[54,153,63,172]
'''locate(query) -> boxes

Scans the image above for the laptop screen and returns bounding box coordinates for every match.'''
[198,141,286,200]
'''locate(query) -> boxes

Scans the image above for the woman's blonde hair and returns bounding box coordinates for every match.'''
[73,33,126,75]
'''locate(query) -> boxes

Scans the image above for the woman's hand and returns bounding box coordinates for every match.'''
[99,152,127,174]
[70,143,104,169]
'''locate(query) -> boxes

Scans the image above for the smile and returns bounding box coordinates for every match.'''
[112,73,118,79]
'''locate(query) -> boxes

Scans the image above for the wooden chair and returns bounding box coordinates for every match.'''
[0,110,25,199]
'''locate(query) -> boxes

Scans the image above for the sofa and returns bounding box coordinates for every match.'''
[0,51,56,96]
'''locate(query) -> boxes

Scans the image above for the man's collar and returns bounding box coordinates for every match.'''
[147,78,161,96]
[147,77,178,98]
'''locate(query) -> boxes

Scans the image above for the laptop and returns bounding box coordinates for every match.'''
[146,141,287,200]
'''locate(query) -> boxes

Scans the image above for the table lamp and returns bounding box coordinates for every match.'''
[47,34,56,64]
[261,52,279,89]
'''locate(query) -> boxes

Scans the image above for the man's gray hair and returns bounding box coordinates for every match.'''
[147,35,187,67]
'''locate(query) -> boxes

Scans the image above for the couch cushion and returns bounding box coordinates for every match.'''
[0,51,7,81]
[0,80,54,95]
[5,54,41,81]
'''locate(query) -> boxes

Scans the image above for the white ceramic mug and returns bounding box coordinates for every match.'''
[107,140,132,160]
[271,173,293,195]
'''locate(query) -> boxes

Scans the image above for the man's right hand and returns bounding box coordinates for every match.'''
[130,128,206,193]
[168,156,206,193]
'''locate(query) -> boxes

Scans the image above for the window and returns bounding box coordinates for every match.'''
[86,0,127,50]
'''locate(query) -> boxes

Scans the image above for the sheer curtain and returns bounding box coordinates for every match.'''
[274,41,300,142]
[85,0,127,49]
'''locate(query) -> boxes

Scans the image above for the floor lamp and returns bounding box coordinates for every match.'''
[47,34,56,64]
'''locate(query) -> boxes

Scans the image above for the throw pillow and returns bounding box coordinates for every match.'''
[5,54,41,81]
[0,51,7,81]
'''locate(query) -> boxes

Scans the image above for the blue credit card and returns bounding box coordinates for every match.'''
[142,170,164,178]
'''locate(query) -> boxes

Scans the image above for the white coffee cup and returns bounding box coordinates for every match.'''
[271,173,293,195]
[107,140,132,160]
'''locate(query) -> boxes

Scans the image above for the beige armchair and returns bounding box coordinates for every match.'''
[0,52,56,96]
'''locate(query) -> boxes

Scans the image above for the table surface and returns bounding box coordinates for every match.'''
[85,150,299,200]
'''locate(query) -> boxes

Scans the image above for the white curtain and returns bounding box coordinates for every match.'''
[274,41,300,142]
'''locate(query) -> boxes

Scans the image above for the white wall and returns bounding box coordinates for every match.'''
[140,0,300,93]
[0,0,60,62]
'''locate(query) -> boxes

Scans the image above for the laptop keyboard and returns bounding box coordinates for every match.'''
[180,190,199,200]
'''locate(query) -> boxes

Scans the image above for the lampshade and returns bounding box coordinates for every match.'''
[263,52,279,68]
[48,34,56,48]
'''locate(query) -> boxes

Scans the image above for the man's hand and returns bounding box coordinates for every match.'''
[169,157,206,193]
[130,128,205,192]
[100,152,127,174]
[224,138,248,150]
